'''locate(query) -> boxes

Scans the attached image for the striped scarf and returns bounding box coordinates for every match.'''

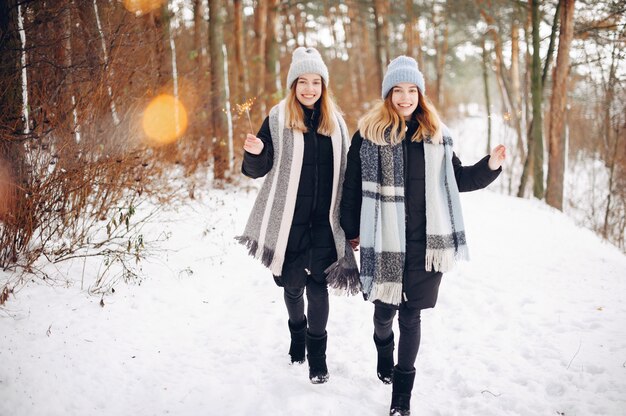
[236,100,359,292]
[359,126,469,306]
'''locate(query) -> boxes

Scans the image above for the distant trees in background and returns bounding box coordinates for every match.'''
[0,0,624,291]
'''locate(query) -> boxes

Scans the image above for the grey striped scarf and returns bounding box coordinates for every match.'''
[359,125,469,306]
[236,100,359,292]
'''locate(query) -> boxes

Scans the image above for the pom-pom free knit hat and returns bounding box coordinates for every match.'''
[381,56,425,99]
[286,47,329,89]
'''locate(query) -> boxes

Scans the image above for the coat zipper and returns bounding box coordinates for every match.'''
[306,109,318,276]
[402,139,408,301]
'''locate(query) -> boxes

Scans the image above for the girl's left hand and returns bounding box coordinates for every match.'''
[348,237,360,251]
[488,144,506,170]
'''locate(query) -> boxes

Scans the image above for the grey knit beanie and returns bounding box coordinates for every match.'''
[381,56,425,99]
[286,47,329,89]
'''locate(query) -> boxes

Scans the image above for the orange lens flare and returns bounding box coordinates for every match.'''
[123,0,165,15]
[142,94,188,146]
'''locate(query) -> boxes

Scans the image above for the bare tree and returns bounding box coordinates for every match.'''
[264,0,280,108]
[209,0,229,180]
[233,0,248,104]
[530,0,545,199]
[253,0,268,115]
[481,36,492,154]
[373,0,388,87]
[546,0,576,210]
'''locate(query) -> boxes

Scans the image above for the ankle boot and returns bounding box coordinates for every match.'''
[389,366,416,416]
[305,331,329,384]
[288,317,307,364]
[374,332,394,384]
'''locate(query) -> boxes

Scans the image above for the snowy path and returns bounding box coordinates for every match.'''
[1,187,625,416]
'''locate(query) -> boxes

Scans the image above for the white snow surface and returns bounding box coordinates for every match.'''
[1,184,625,416]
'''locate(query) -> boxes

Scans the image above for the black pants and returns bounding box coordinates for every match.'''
[373,304,421,372]
[283,278,329,337]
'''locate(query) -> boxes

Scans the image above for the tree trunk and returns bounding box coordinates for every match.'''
[222,44,234,173]
[521,0,560,198]
[479,6,525,162]
[167,6,181,139]
[324,0,339,59]
[542,1,561,89]
[601,38,621,239]
[193,0,202,70]
[434,19,448,110]
[517,10,533,198]
[546,0,575,210]
[93,0,120,125]
[17,2,30,135]
[208,0,228,180]
[346,0,366,104]
[253,0,268,115]
[481,37,492,155]
[415,15,424,71]
[58,0,81,165]
[405,0,414,56]
[373,0,387,88]
[0,0,28,260]
[530,0,544,199]
[510,19,524,162]
[264,0,279,108]
[233,0,248,104]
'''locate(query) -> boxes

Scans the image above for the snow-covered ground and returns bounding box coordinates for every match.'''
[1,182,625,416]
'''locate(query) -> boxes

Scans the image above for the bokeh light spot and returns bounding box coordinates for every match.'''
[123,0,165,15]
[142,94,188,146]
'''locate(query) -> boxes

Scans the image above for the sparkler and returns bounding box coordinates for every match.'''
[235,97,256,133]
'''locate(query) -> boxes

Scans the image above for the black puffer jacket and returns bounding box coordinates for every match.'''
[242,104,337,288]
[340,120,501,309]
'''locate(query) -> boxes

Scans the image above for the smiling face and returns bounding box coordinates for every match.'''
[391,83,420,120]
[295,73,323,108]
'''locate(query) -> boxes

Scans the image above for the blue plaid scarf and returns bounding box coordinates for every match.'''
[359,126,469,305]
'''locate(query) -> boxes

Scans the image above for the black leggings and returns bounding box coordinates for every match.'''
[283,278,329,337]
[373,304,421,372]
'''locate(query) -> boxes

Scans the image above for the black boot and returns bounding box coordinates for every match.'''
[288,317,307,364]
[374,332,394,384]
[306,331,329,384]
[389,366,415,416]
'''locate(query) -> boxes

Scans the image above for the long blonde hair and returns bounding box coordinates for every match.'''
[358,89,442,145]
[285,81,339,136]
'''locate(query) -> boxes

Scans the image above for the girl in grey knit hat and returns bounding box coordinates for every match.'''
[237,47,358,385]
[339,55,506,416]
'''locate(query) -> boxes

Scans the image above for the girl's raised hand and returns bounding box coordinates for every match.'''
[244,133,264,155]
[488,144,506,170]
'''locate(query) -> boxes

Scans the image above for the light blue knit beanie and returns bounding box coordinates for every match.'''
[381,56,425,99]
[286,47,329,90]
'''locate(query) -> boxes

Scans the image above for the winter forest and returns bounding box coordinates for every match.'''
[0,0,626,416]
[1,0,625,287]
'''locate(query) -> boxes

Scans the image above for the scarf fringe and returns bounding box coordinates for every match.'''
[325,240,360,296]
[368,282,403,306]
[425,244,469,273]
[325,261,360,296]
[235,235,275,268]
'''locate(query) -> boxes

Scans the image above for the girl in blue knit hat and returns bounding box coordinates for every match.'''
[237,47,358,384]
[338,56,506,415]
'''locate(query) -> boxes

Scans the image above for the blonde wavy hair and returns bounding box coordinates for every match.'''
[285,81,339,137]
[358,89,442,145]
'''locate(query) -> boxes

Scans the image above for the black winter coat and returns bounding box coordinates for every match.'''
[340,120,501,309]
[242,105,337,288]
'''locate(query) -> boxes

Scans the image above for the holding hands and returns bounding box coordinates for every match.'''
[244,134,264,155]
[488,144,507,171]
